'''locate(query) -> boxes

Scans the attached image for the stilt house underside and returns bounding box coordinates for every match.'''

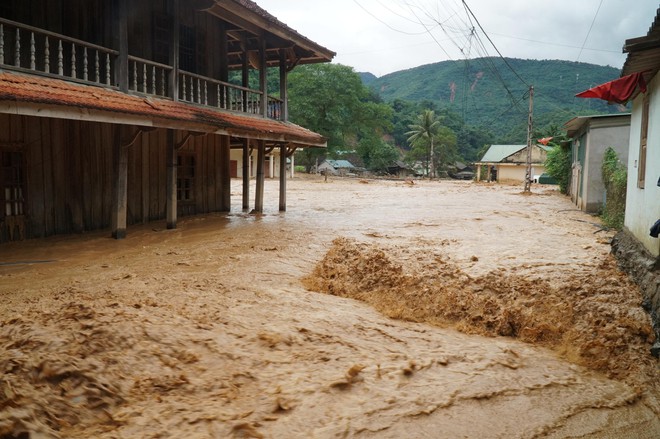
[0,0,335,242]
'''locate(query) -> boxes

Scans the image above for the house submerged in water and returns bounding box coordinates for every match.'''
[0,0,334,242]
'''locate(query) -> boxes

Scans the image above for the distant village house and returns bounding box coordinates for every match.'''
[475,144,550,183]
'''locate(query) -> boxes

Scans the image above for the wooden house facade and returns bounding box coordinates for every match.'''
[0,0,334,242]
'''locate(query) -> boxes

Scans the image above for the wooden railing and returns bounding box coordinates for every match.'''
[179,71,284,120]
[0,17,117,87]
[128,56,172,98]
[0,18,284,120]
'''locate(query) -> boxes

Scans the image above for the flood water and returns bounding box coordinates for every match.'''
[0,176,658,438]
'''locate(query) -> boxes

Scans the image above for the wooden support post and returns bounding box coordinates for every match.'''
[259,38,267,117]
[169,0,180,100]
[254,140,265,212]
[111,126,129,239]
[117,0,129,92]
[220,135,231,212]
[476,164,481,182]
[166,129,177,229]
[279,144,287,211]
[219,22,228,82]
[280,50,288,121]
[242,34,249,113]
[242,138,250,210]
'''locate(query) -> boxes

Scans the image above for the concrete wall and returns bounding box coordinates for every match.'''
[229,149,293,179]
[625,75,660,257]
[583,119,631,213]
[496,164,546,183]
[569,117,630,213]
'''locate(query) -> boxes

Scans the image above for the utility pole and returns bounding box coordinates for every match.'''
[524,85,534,193]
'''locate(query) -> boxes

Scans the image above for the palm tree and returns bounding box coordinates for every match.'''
[406,110,441,179]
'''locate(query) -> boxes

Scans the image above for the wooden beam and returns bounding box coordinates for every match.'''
[111,126,129,239]
[242,138,249,210]
[166,129,177,229]
[208,3,335,61]
[279,143,287,211]
[0,101,329,147]
[191,0,215,10]
[169,0,180,101]
[254,139,265,213]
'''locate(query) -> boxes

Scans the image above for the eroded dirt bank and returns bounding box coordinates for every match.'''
[1,177,658,438]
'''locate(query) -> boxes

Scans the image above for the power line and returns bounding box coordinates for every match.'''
[352,0,438,36]
[461,0,529,87]
[403,2,455,61]
[488,31,619,54]
[577,0,604,62]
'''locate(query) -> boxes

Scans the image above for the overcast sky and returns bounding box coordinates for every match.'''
[257,0,659,77]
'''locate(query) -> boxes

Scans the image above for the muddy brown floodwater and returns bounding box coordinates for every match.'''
[0,176,658,439]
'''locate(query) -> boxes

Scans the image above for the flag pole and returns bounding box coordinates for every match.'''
[524,85,534,193]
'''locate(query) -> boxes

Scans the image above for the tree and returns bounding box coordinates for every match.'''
[544,144,571,194]
[406,110,442,178]
[539,123,571,193]
[287,64,392,172]
[356,135,399,173]
[405,111,458,178]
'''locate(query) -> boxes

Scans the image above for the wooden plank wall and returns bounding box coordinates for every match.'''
[0,114,229,242]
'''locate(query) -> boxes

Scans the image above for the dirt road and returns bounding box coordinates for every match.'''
[1,176,658,438]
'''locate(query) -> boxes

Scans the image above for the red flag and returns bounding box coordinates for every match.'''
[575,72,647,104]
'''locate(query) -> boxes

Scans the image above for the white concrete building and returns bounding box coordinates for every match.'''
[564,114,631,213]
[621,15,660,257]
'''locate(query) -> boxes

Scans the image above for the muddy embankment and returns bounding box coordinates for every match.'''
[305,237,657,387]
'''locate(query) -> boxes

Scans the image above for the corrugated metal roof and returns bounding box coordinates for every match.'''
[479,145,526,163]
[563,113,631,137]
[622,8,660,81]
[0,72,326,146]
[327,159,355,168]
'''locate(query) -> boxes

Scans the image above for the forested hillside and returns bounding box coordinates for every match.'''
[363,58,627,142]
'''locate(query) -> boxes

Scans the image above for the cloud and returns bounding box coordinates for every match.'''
[257,0,659,76]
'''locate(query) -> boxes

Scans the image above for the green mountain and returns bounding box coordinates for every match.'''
[363,58,627,142]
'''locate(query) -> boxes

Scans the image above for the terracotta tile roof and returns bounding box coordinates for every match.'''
[0,71,326,146]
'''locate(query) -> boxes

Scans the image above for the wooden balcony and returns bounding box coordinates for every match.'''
[0,17,283,121]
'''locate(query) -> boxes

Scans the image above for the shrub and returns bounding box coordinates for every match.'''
[544,145,571,194]
[601,147,627,229]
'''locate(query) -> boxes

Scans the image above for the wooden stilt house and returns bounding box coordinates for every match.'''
[0,0,334,242]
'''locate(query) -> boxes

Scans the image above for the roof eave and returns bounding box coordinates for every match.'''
[212,0,336,64]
